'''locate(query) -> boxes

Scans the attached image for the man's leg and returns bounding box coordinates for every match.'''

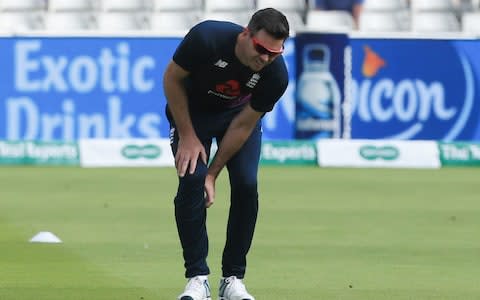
[221,122,262,279]
[170,126,212,278]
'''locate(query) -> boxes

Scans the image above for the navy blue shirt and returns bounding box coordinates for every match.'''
[315,0,364,12]
[172,20,289,113]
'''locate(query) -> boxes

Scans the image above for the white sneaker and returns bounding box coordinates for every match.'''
[177,275,212,300]
[218,276,255,300]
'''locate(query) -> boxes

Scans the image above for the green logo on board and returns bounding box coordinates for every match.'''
[121,144,161,160]
[359,145,399,161]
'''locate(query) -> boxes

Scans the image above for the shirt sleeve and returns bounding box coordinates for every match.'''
[172,22,212,72]
[249,57,289,113]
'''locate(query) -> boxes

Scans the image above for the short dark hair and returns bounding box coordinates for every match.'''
[247,8,290,40]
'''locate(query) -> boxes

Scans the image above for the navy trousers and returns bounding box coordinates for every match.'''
[169,107,262,279]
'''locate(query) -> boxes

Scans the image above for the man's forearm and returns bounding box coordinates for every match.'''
[208,105,262,178]
[208,125,252,178]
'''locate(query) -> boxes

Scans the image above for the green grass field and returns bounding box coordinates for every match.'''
[1,166,479,300]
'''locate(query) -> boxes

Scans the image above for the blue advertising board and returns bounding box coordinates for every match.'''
[294,33,480,141]
[0,36,296,141]
[294,33,349,139]
[350,38,480,141]
[262,37,296,140]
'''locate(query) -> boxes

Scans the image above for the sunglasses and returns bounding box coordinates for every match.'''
[250,35,284,57]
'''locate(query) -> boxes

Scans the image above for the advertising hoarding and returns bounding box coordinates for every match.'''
[0,36,296,141]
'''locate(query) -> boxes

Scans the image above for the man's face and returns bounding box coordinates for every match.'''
[243,29,284,72]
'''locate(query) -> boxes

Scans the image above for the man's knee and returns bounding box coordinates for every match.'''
[175,163,208,207]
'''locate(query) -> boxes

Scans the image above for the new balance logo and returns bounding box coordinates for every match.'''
[214,59,229,68]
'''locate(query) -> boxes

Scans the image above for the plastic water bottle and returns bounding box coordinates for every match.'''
[296,44,341,139]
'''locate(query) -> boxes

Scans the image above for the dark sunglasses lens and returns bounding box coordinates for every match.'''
[254,42,272,56]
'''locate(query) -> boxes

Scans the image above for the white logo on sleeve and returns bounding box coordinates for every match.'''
[214,59,229,68]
